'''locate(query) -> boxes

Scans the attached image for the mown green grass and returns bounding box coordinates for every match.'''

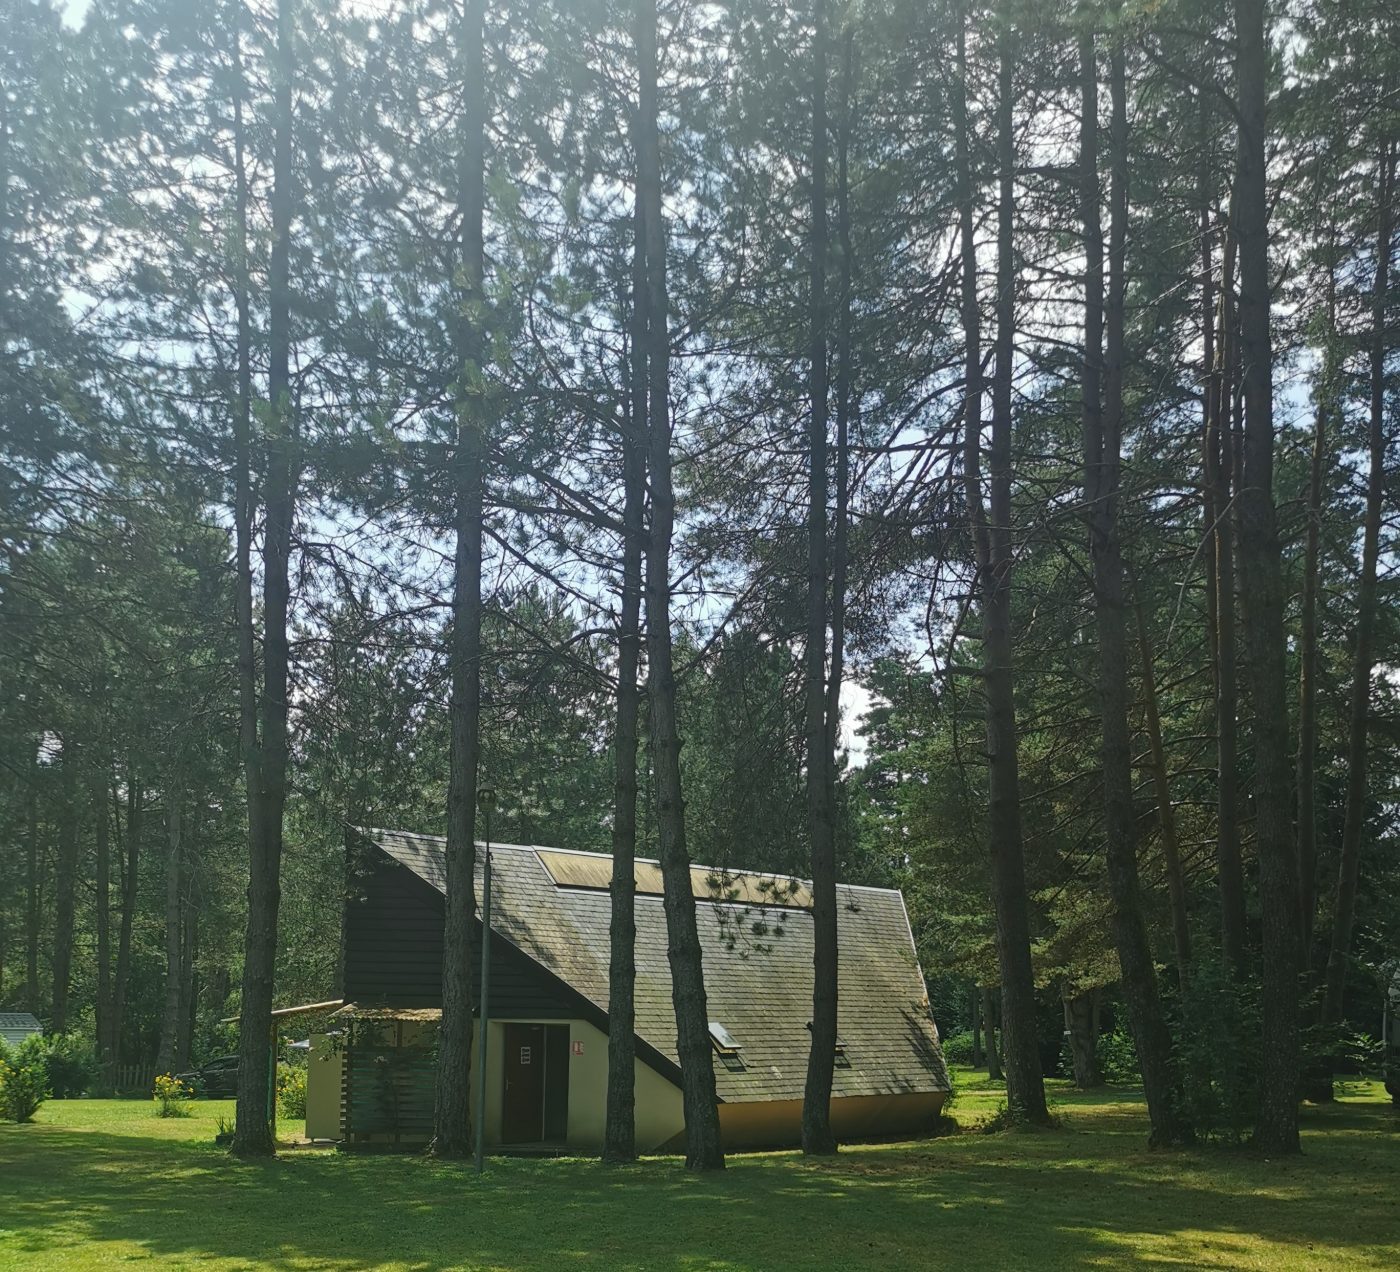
[1,1071,1396,1270]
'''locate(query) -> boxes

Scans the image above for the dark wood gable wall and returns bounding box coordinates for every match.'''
[342,839,575,1019]
[343,848,444,1006]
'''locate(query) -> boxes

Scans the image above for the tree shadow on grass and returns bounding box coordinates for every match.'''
[1,1098,1397,1271]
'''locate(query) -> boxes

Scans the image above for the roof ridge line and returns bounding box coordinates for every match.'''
[536,843,903,896]
[366,827,904,896]
[363,827,544,853]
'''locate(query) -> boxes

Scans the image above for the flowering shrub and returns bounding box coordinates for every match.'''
[276,1064,307,1119]
[153,1073,193,1118]
[0,1043,50,1123]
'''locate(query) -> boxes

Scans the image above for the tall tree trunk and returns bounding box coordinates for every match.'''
[822,22,856,1104]
[636,0,724,1173]
[25,776,40,1014]
[971,983,983,1066]
[179,887,198,1071]
[226,0,264,1108]
[1322,139,1394,1030]
[801,0,839,1158]
[604,190,647,1167]
[1063,989,1103,1089]
[1297,249,1337,968]
[230,0,260,852]
[1233,0,1301,1155]
[93,773,113,1083]
[956,6,994,1096]
[1083,30,1190,1147]
[432,0,488,1159]
[112,772,142,1065]
[1209,207,1248,979]
[156,792,184,1076]
[982,987,1003,1081]
[1197,98,1241,980]
[234,0,297,1157]
[827,27,854,773]
[1133,598,1191,989]
[50,753,79,1035]
[959,4,1049,1126]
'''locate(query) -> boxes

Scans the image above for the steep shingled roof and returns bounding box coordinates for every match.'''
[0,1012,42,1048]
[362,829,949,1104]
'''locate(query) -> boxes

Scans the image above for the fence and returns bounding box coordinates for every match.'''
[111,1063,157,1094]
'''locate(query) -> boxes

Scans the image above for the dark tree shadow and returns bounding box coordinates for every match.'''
[1,1094,1396,1270]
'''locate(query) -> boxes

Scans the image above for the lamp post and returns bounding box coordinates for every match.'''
[474,785,496,1174]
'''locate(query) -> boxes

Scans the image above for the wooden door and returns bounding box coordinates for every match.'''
[502,1022,545,1143]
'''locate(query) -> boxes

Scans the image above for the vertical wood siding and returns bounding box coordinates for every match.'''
[343,843,577,1017]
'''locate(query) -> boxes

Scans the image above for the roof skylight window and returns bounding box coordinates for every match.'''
[708,1021,742,1055]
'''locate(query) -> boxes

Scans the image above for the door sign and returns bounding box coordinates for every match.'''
[520,1046,532,1065]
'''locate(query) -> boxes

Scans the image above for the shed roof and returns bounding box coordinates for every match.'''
[359,829,949,1104]
[0,1012,42,1048]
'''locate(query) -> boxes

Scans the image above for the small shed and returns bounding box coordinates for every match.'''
[0,1012,42,1049]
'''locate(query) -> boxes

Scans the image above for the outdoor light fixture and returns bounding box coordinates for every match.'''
[474,784,496,1174]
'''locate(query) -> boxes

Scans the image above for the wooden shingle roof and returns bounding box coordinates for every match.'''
[363,829,950,1104]
[0,1012,42,1048]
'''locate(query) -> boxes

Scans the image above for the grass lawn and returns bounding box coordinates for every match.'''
[1,1071,1396,1271]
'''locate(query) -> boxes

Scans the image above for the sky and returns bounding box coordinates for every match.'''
[839,679,874,769]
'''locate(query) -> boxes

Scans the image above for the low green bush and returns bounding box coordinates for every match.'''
[940,1030,976,1066]
[276,1063,307,1119]
[0,1040,51,1122]
[1096,1026,1140,1084]
[1340,1030,1383,1073]
[42,1031,97,1098]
